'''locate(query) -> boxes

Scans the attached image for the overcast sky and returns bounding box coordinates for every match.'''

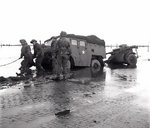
[0,0,150,45]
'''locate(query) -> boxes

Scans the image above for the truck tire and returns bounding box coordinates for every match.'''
[91,59,102,73]
[126,54,137,66]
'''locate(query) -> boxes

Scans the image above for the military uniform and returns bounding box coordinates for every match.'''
[31,40,44,75]
[56,36,71,78]
[19,40,34,76]
[51,38,59,75]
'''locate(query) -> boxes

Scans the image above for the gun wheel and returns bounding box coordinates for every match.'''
[126,54,137,67]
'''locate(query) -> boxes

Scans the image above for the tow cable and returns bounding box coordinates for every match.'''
[0,58,20,67]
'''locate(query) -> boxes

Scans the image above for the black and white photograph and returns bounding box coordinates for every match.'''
[0,0,150,128]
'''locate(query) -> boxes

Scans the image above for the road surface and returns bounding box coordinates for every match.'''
[0,60,150,128]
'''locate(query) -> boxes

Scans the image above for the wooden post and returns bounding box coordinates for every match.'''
[39,40,41,44]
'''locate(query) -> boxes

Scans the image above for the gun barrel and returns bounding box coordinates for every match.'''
[106,52,113,54]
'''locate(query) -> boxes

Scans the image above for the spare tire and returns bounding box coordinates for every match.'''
[126,54,137,66]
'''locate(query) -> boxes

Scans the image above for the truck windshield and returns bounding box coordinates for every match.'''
[44,40,52,46]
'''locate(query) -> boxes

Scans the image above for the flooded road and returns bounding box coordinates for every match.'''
[0,46,150,128]
[0,59,150,128]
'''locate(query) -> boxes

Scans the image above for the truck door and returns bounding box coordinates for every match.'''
[78,40,91,66]
[70,39,80,66]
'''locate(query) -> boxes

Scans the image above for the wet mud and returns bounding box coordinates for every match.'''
[0,60,150,128]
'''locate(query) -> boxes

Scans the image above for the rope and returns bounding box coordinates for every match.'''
[0,58,20,67]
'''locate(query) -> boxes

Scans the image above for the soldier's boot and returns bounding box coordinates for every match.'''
[36,71,43,77]
[25,69,32,76]
[63,74,68,80]
[16,70,25,77]
[16,72,24,77]
[50,72,63,80]
[19,67,23,70]
[59,74,64,80]
[53,74,63,80]
[37,69,45,77]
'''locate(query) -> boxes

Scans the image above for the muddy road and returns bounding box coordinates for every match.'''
[0,60,150,128]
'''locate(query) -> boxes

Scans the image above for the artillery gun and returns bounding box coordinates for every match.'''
[105,44,138,67]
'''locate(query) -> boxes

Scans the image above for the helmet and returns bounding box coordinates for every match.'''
[20,39,26,44]
[60,31,67,37]
[30,39,37,44]
[119,44,127,48]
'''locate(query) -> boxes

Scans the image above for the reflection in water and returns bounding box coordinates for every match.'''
[125,61,150,110]
[70,68,106,94]
[105,61,150,110]
[104,65,138,98]
[51,81,72,126]
[72,68,106,82]
[107,63,137,69]
[51,81,71,112]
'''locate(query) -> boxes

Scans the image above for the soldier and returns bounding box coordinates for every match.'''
[30,39,45,76]
[56,31,71,79]
[51,37,59,75]
[17,39,34,76]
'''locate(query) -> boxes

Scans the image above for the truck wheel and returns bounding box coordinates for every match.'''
[126,54,137,66]
[91,59,102,73]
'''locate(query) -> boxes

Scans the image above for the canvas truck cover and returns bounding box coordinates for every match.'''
[65,34,105,46]
[45,34,105,46]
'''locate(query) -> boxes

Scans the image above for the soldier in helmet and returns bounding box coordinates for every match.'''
[17,39,34,76]
[56,31,71,79]
[30,39,45,76]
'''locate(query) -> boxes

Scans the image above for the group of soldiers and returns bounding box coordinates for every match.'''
[17,31,71,79]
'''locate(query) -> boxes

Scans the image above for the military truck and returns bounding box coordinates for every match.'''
[43,34,106,72]
[105,44,138,67]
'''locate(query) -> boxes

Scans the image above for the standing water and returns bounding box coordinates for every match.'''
[0,46,150,128]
